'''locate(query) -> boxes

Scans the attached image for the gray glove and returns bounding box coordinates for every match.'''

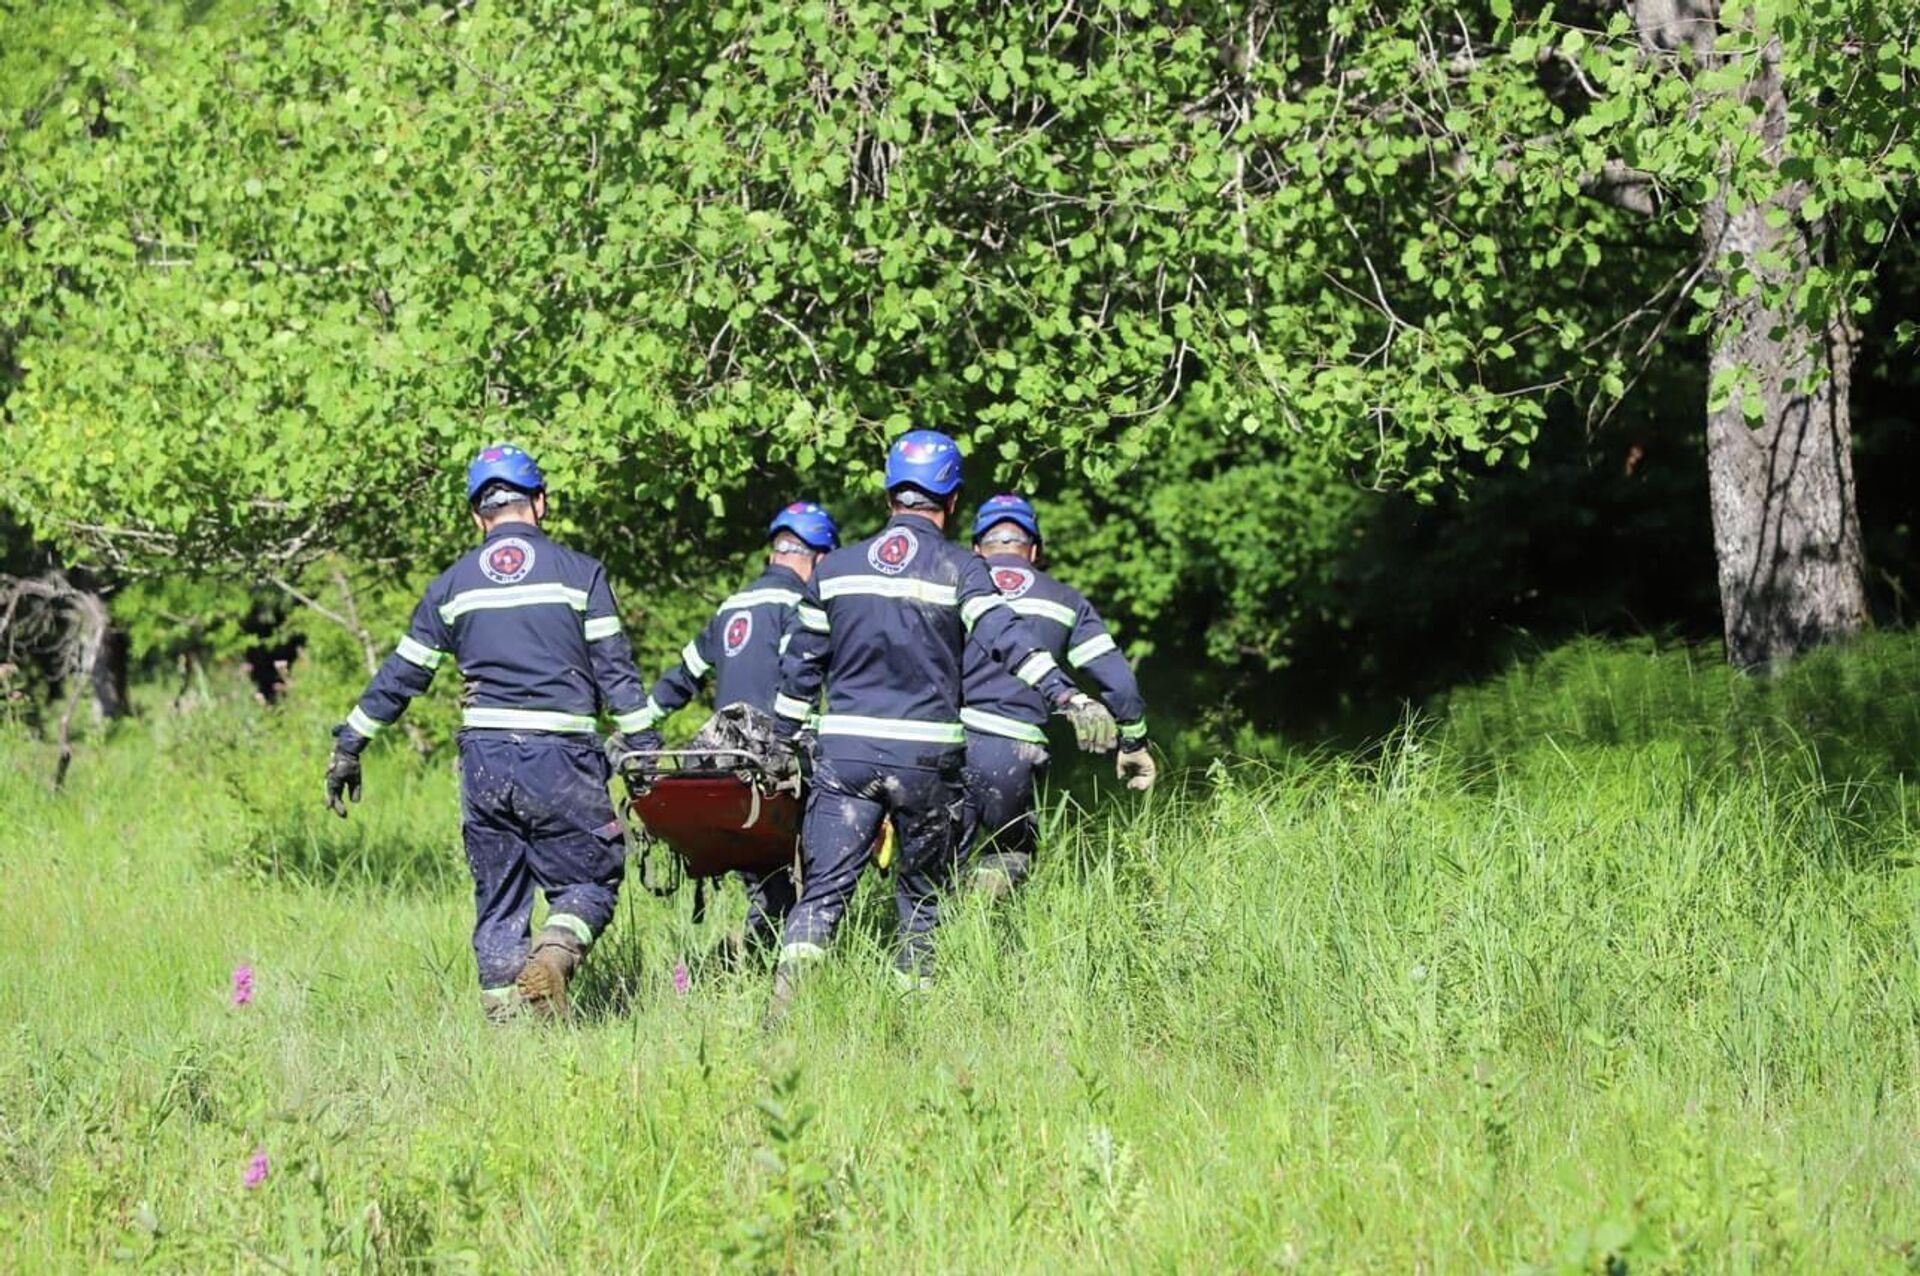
[1056,693,1118,753]
[324,747,362,819]
[606,729,664,780]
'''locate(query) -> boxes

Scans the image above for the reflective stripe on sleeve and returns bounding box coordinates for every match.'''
[960,594,1007,631]
[1119,719,1148,742]
[394,635,449,669]
[1067,633,1119,667]
[721,588,803,610]
[774,693,813,722]
[681,640,712,678]
[440,583,589,624]
[583,615,623,641]
[960,707,1049,744]
[461,707,598,733]
[817,714,965,745]
[346,706,388,739]
[614,696,665,731]
[1011,598,1077,627]
[818,576,958,607]
[796,603,831,633]
[1014,651,1059,686]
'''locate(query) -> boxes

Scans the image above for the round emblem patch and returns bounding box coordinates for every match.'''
[722,610,753,658]
[991,566,1036,599]
[481,536,535,584]
[868,527,920,577]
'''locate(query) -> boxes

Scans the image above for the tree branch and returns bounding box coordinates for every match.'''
[1580,161,1662,217]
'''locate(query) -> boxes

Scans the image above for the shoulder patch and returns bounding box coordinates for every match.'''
[481,537,535,584]
[722,610,754,658]
[868,526,921,577]
[991,565,1036,599]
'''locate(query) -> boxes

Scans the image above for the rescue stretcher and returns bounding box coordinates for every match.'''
[624,747,802,882]
[622,744,896,908]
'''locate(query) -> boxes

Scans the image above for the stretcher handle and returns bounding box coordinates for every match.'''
[620,747,801,796]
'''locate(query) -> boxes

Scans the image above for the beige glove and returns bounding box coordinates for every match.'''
[1116,748,1157,792]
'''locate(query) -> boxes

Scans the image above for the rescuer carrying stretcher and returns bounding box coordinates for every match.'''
[960,493,1155,899]
[769,431,1119,1004]
[323,444,655,1022]
[628,501,840,961]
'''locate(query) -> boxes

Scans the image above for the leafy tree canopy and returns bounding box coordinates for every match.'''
[2,0,1913,663]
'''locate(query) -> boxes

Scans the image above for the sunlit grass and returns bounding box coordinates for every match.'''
[1,637,1918,1269]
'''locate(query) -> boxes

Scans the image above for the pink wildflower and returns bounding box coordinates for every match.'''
[243,1149,269,1189]
[231,964,254,1008]
[672,962,691,996]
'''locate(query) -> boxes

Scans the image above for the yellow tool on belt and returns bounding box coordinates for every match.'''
[876,819,896,871]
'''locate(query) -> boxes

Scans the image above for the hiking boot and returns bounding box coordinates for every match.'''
[764,961,802,1029]
[516,932,581,1021]
[482,986,526,1025]
[716,930,749,973]
[972,866,1016,902]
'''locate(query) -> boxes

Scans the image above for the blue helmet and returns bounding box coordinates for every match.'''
[884,430,963,498]
[466,443,545,503]
[769,501,839,552]
[972,493,1041,545]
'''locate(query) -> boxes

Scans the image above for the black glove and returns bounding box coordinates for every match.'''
[324,747,362,819]
[606,729,664,780]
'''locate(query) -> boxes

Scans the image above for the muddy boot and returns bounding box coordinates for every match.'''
[516,929,582,1022]
[971,865,1016,902]
[481,985,526,1025]
[764,961,803,1029]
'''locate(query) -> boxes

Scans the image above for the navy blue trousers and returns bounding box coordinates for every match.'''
[459,732,626,991]
[739,864,797,951]
[960,730,1050,888]
[782,752,965,975]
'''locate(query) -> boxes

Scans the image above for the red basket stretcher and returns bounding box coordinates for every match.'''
[625,748,801,882]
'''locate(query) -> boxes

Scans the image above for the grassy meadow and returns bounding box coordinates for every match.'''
[3,635,1920,1271]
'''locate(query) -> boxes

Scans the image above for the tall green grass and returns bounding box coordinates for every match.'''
[1,637,1918,1270]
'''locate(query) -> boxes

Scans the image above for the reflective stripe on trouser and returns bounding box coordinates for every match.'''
[782,752,965,977]
[460,734,627,989]
[960,730,1050,889]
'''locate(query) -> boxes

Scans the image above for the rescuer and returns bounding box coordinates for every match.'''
[628,501,840,960]
[770,431,1117,1001]
[960,493,1155,899]
[322,444,654,1022]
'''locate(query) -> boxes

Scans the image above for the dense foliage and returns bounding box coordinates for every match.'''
[1,0,1915,674]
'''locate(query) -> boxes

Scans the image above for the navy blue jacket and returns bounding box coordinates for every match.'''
[638,563,804,725]
[961,553,1147,749]
[777,512,1075,766]
[334,521,649,754]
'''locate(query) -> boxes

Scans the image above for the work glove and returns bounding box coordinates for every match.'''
[764,731,801,779]
[606,729,664,781]
[1116,746,1157,792]
[1055,692,1118,753]
[324,747,362,819]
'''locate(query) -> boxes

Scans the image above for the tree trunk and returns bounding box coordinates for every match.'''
[1698,30,1867,670]
[89,619,130,722]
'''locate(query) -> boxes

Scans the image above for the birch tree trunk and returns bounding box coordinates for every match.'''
[1642,0,1868,669]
